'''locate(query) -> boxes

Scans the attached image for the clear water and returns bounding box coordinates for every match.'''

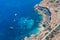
[0,0,42,40]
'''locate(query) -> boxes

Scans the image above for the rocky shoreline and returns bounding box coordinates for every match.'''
[24,0,60,40]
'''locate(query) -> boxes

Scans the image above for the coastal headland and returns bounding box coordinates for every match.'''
[24,0,60,40]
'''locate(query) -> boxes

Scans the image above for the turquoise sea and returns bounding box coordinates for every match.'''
[0,0,42,40]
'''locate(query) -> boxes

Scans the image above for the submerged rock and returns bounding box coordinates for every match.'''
[18,17,34,30]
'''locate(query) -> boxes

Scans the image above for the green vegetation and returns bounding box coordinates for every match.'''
[46,25,60,40]
[55,10,58,13]
[49,0,55,3]
[56,25,60,30]
[48,27,52,31]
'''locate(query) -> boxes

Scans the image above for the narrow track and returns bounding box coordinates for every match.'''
[41,23,60,40]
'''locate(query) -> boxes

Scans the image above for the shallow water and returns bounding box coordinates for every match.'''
[0,0,42,40]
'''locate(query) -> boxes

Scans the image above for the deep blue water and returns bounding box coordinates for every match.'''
[0,0,42,40]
